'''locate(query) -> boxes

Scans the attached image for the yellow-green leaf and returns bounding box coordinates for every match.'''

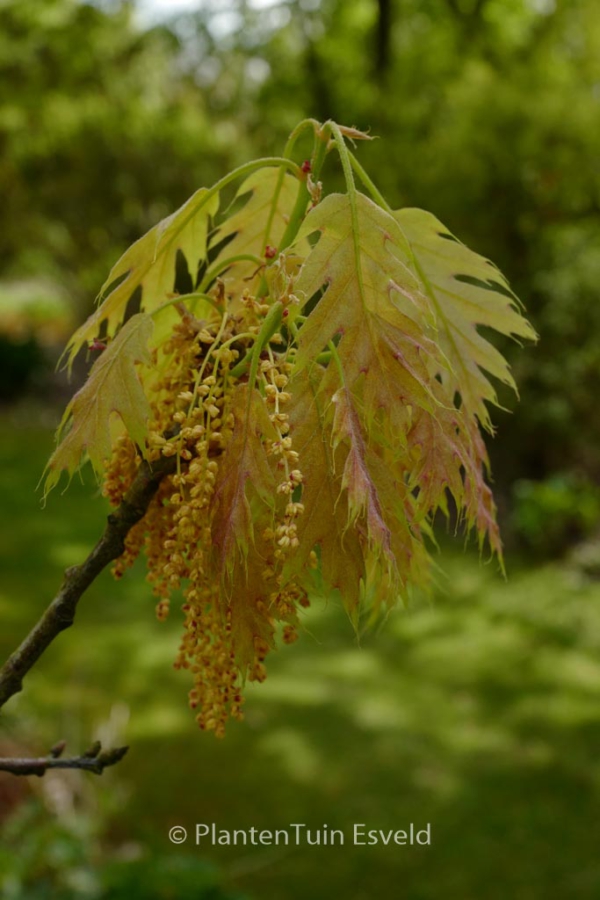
[286,366,366,610]
[44,313,153,493]
[289,190,508,572]
[64,187,219,366]
[209,168,307,301]
[294,192,441,434]
[395,208,537,430]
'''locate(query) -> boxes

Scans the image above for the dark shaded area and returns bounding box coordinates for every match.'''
[0,336,43,401]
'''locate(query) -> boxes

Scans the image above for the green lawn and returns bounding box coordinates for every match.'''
[2,418,600,899]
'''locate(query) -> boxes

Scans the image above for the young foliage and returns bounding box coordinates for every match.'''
[209,168,305,304]
[63,188,219,368]
[394,208,534,430]
[44,314,153,493]
[46,120,535,736]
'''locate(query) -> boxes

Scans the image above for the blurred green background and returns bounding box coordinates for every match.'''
[1,0,600,897]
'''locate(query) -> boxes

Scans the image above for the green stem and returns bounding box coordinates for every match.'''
[199,254,264,293]
[158,157,301,303]
[311,123,331,181]
[149,292,222,319]
[229,302,284,382]
[262,121,320,261]
[193,310,229,400]
[255,121,335,304]
[349,152,391,212]
[252,123,323,300]
[276,121,332,256]
[243,302,284,431]
[211,156,301,200]
[282,118,321,160]
[277,178,310,255]
[163,158,302,279]
[329,122,357,199]
[329,123,366,308]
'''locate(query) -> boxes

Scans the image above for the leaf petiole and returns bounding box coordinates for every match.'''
[150,292,222,319]
[199,254,264,293]
[230,301,284,383]
[348,152,392,212]
[282,118,321,160]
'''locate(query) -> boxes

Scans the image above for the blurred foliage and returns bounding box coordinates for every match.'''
[2,0,599,551]
[1,796,246,899]
[512,474,600,558]
[0,280,74,398]
[174,0,600,524]
[2,421,600,897]
[0,0,245,309]
[0,280,73,345]
[2,4,600,893]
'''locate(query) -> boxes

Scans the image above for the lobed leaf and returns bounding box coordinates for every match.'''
[64,187,219,366]
[288,190,517,574]
[44,313,153,494]
[294,193,443,432]
[394,208,537,430]
[41,123,538,736]
[209,168,308,301]
[286,367,365,612]
[211,383,277,576]
[331,383,431,606]
[209,384,281,667]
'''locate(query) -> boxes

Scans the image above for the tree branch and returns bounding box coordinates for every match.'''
[0,741,128,777]
[0,454,176,711]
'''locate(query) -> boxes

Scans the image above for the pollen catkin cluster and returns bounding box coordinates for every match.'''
[102,296,310,736]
